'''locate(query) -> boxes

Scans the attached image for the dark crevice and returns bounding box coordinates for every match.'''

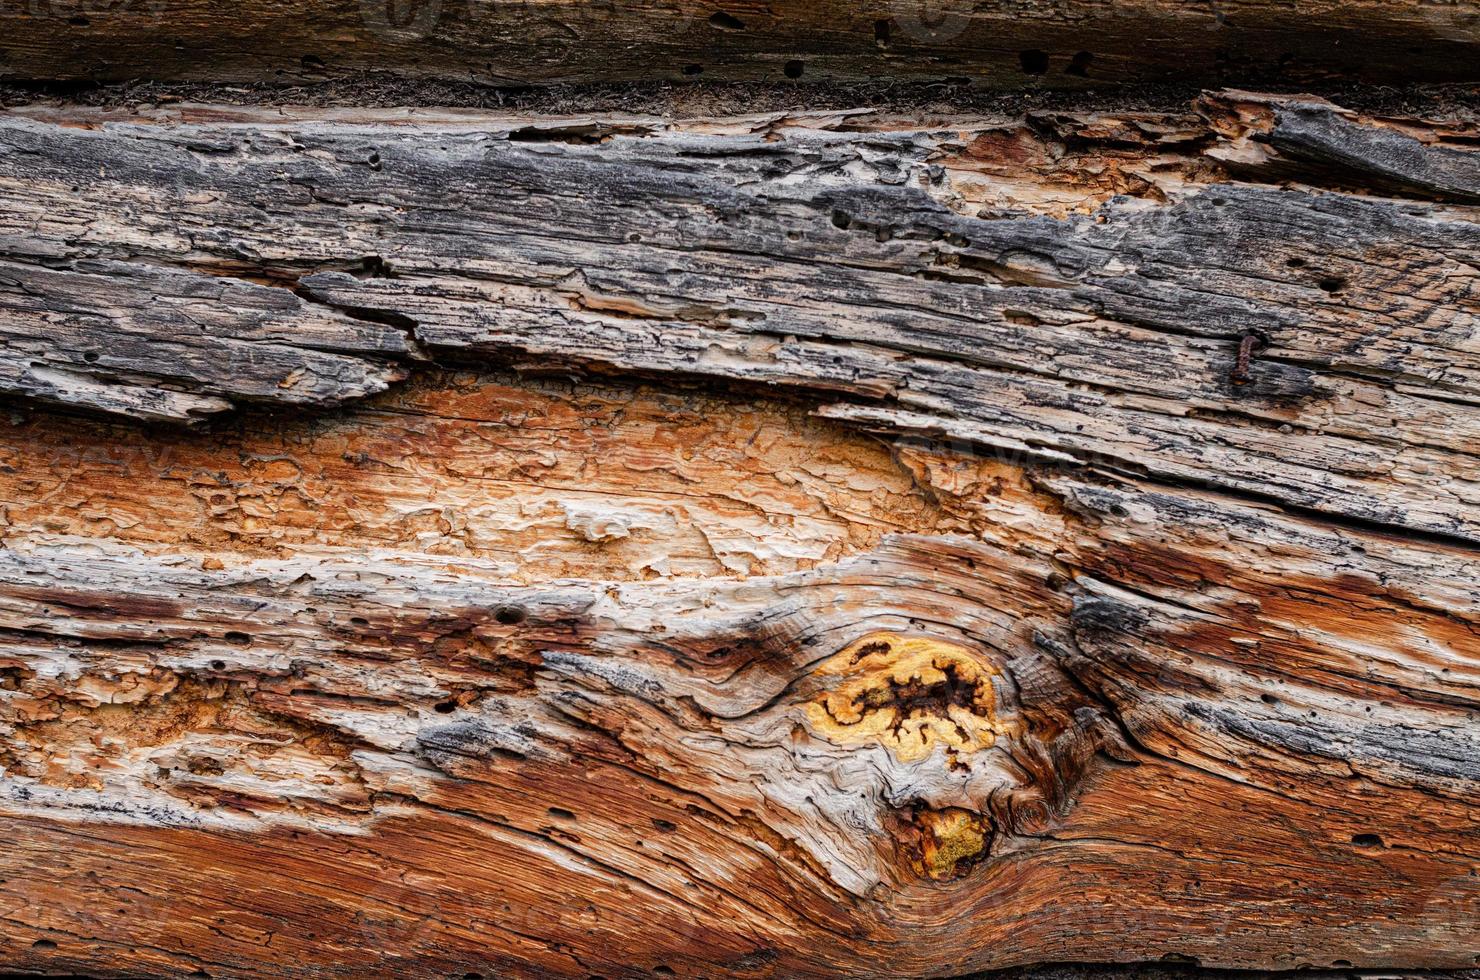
[1019,50,1050,75]
[708,11,744,31]
[505,122,655,144]
[2,78,1477,118]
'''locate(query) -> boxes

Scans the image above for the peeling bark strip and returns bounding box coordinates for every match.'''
[0,94,1478,979]
[1,0,1479,86]
[0,258,414,422]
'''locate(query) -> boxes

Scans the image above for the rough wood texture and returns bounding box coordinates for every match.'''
[0,93,1477,978]
[1,0,1479,87]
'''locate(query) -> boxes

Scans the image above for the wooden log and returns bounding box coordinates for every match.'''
[0,93,1477,978]
[0,0,1478,87]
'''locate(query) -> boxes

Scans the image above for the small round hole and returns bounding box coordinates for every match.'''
[82,351,99,362]
[708,11,744,30]
[874,18,892,47]
[1351,833,1384,847]
[224,631,252,647]
[1066,51,1092,76]
[1019,49,1049,74]
[495,605,527,626]
[67,14,88,25]
[1286,256,1307,268]
[547,806,576,820]
[681,63,703,76]
[434,700,457,714]
[32,939,57,951]
[1318,276,1346,293]
[783,59,804,79]
[211,660,227,671]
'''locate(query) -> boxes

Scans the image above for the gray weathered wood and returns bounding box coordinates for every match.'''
[0,258,413,421]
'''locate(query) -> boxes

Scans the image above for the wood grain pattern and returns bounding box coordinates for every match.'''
[0,93,1477,978]
[1,0,1479,87]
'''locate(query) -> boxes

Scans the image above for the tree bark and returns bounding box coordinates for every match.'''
[0,92,1477,978]
[1,0,1478,87]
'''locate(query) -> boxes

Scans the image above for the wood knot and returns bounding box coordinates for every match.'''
[907,806,992,880]
[799,630,1132,884]
[1005,791,1054,835]
[804,633,1008,764]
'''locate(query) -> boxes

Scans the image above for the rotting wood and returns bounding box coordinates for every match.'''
[1,0,1478,88]
[0,92,1477,978]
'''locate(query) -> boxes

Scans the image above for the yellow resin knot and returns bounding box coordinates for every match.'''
[804,632,1009,764]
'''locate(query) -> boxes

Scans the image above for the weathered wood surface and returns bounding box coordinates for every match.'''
[0,93,1477,978]
[4,94,1480,539]
[1,0,1479,87]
